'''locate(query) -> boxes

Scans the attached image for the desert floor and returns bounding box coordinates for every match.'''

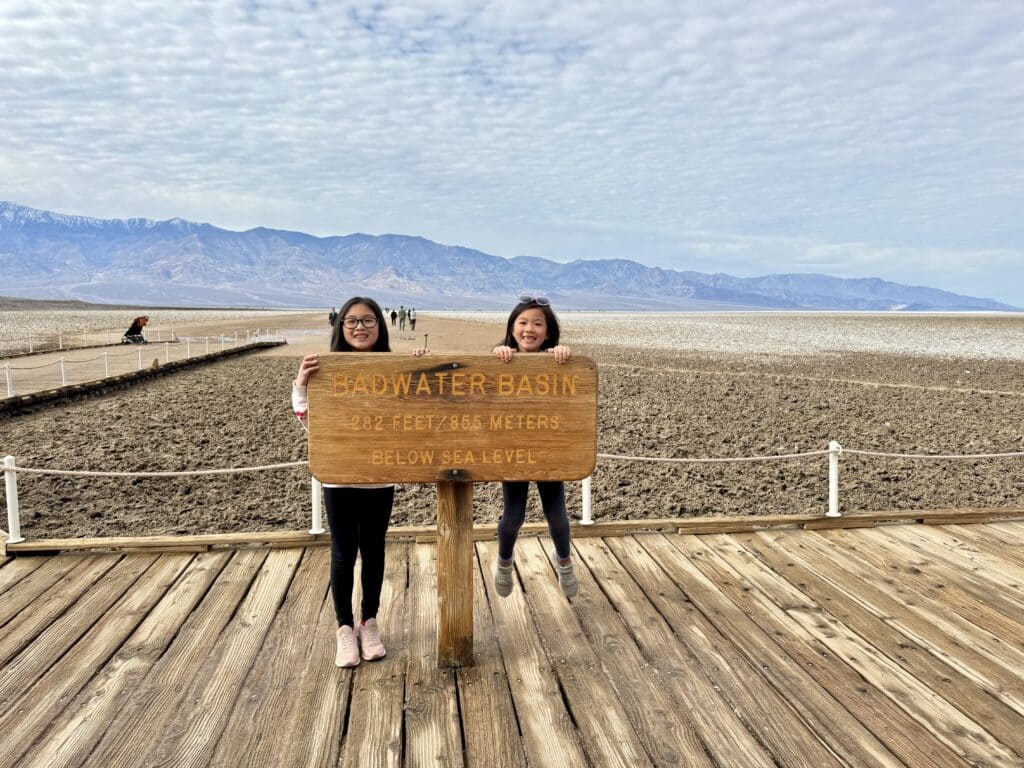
[2,312,1023,539]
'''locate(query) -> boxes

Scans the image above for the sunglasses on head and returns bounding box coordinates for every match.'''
[519,295,550,306]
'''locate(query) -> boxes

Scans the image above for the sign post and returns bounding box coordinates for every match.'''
[308,354,598,667]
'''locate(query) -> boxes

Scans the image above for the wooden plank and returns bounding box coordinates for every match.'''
[341,541,410,768]
[0,554,106,631]
[658,532,960,767]
[85,548,270,766]
[612,534,899,767]
[739,530,1024,759]
[457,545,526,768]
[0,553,44,597]
[8,508,1024,555]
[883,524,1024,606]
[308,354,598,483]
[516,537,653,768]
[0,554,193,768]
[18,552,231,768]
[6,530,329,553]
[592,536,848,767]
[437,480,473,667]
[779,530,1024,716]
[207,548,347,768]
[828,528,1024,673]
[566,539,718,767]
[700,533,1019,767]
[405,543,464,767]
[141,548,304,767]
[476,540,588,767]
[939,522,1024,574]
[0,554,151,703]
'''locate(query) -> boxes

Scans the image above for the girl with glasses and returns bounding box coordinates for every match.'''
[491,296,578,598]
[293,296,428,667]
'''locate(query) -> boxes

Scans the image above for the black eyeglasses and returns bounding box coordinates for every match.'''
[342,316,378,329]
[519,295,550,306]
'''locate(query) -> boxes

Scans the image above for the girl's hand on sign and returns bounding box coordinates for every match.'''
[295,353,319,387]
[493,345,515,363]
[548,345,572,364]
[411,347,430,357]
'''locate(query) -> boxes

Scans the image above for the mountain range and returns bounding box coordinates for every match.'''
[0,201,1017,311]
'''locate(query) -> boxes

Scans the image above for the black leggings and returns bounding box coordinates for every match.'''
[325,486,394,627]
[497,481,571,561]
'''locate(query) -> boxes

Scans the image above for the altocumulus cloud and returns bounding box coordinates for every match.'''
[1,0,1022,304]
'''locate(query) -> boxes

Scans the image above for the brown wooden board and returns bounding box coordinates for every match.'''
[739,531,1024,758]
[615,535,895,766]
[666,534,971,767]
[0,554,191,768]
[19,552,231,768]
[698,533,1017,767]
[85,549,269,766]
[308,354,597,483]
[458,546,527,768]
[340,542,409,768]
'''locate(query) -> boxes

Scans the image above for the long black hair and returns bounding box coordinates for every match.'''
[330,296,391,352]
[498,298,560,350]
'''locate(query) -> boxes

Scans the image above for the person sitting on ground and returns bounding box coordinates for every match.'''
[121,316,149,344]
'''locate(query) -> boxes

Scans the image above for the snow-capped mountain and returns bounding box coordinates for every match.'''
[0,201,1017,311]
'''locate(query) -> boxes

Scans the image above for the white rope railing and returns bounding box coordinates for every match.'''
[595,449,831,464]
[1,332,285,397]
[4,441,1023,543]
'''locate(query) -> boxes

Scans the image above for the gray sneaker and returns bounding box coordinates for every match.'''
[494,561,514,597]
[550,552,579,598]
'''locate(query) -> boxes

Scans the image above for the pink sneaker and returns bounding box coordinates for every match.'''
[335,625,360,668]
[358,618,387,661]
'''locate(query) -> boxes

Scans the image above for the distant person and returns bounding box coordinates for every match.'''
[408,307,416,331]
[328,307,337,325]
[293,296,428,668]
[490,296,578,599]
[398,305,407,330]
[121,315,149,344]
[390,309,398,327]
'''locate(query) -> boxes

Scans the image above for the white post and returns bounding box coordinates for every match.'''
[310,477,325,534]
[106,331,111,345]
[59,357,67,386]
[164,342,170,363]
[186,340,191,359]
[103,352,109,377]
[28,336,34,354]
[4,364,12,397]
[58,330,63,350]
[156,329,161,341]
[220,335,225,351]
[4,456,25,544]
[138,348,143,370]
[580,475,595,525]
[205,337,210,354]
[827,440,842,517]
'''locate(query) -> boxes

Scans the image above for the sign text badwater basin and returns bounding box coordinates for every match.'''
[308,354,598,483]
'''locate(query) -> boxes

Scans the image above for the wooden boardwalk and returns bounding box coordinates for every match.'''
[2,521,1024,767]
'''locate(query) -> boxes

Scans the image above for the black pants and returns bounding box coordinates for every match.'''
[497,481,571,561]
[325,486,394,627]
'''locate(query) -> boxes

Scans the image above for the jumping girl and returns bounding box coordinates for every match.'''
[491,296,578,598]
[293,296,427,667]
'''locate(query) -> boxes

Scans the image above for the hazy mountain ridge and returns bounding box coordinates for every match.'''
[0,201,1017,311]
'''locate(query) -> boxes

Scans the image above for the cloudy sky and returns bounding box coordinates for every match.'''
[3,0,1023,305]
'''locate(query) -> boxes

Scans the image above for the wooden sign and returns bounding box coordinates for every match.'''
[308,353,598,484]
